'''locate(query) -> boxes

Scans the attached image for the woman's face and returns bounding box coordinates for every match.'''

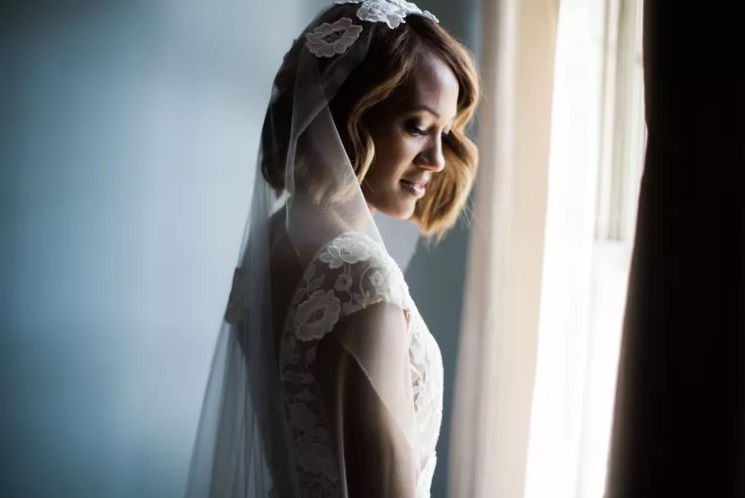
[362,51,460,219]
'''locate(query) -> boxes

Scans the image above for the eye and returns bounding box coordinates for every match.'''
[404,119,428,137]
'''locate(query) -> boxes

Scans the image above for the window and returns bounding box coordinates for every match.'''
[525,0,646,495]
[596,0,646,243]
[580,0,646,495]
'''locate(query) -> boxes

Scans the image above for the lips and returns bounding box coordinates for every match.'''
[401,177,430,190]
[400,178,428,197]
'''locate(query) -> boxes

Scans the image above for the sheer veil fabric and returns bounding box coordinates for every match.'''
[185,2,444,497]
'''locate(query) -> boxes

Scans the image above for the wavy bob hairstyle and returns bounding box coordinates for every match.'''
[261,4,480,240]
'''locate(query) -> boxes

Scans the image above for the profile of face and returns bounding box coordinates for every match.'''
[361,51,460,219]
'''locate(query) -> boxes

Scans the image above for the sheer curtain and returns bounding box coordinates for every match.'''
[523,0,625,496]
[450,0,645,496]
[448,0,558,496]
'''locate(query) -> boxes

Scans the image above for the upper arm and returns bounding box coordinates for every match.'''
[320,302,417,497]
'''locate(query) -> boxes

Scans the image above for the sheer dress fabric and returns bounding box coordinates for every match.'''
[275,231,443,497]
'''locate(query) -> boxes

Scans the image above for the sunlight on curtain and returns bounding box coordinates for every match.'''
[524,0,644,496]
[448,0,559,496]
[523,1,607,496]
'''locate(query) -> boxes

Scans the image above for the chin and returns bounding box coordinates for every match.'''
[377,201,416,220]
[366,189,418,220]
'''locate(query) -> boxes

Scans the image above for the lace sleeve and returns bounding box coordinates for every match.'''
[289,232,409,339]
[279,232,418,496]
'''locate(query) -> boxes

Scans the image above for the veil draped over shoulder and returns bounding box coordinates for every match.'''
[184,2,443,496]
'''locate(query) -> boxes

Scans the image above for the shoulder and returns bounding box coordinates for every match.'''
[289,231,410,341]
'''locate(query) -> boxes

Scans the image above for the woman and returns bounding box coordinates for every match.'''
[186,1,479,497]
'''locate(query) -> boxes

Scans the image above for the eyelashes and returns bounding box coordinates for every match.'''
[404,119,451,139]
[405,119,428,137]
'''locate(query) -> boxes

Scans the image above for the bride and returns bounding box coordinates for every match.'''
[185,1,480,496]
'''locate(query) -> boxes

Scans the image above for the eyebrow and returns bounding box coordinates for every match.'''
[408,104,456,128]
[410,104,441,118]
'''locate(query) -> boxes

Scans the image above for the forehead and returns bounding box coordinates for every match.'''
[398,52,460,117]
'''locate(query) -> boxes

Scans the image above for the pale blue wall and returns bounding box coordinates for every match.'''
[0,1,480,496]
[2,1,318,496]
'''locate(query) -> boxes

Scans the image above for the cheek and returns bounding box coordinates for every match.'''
[372,134,418,179]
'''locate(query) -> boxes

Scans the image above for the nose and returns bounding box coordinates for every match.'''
[417,135,446,173]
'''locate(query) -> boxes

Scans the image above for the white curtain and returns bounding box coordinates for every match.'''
[449,0,641,496]
[448,0,559,496]
[523,0,612,497]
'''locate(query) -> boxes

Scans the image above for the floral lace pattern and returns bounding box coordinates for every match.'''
[278,232,444,497]
[305,17,363,58]
[336,0,439,28]
[304,0,439,57]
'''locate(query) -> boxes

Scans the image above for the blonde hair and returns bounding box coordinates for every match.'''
[261,4,480,241]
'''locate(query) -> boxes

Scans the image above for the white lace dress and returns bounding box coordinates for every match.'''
[278,231,444,497]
